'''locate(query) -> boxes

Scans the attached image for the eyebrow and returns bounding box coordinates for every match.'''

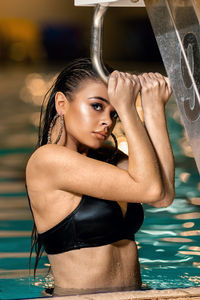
[88,96,109,104]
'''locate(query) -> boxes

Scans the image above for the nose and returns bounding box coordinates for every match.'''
[100,112,113,128]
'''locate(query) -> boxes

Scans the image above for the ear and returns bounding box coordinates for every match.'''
[55,92,69,115]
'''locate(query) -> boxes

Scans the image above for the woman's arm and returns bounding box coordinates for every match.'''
[139,73,175,207]
[26,72,163,204]
[108,71,163,195]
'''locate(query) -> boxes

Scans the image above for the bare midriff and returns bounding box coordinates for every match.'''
[48,239,141,295]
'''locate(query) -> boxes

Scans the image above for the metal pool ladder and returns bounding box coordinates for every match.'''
[75,0,200,174]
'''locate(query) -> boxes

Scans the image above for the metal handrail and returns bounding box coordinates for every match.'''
[91,4,109,84]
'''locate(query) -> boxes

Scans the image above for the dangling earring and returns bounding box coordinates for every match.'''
[47,114,64,144]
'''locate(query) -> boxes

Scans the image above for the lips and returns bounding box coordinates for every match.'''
[93,131,108,140]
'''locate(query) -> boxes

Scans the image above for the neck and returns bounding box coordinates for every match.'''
[78,144,89,156]
[65,134,89,156]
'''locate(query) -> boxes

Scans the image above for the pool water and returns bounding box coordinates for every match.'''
[0,64,199,299]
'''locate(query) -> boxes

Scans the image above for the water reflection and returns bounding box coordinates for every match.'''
[189,247,200,251]
[179,134,194,158]
[179,251,200,256]
[180,231,200,237]
[179,172,191,183]
[181,274,200,285]
[182,222,195,228]
[193,262,200,268]
[161,237,194,243]
[176,212,200,220]
[188,197,200,205]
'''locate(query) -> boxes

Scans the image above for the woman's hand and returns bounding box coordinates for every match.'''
[139,73,172,110]
[108,71,141,112]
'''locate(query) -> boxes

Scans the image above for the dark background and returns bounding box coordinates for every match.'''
[0,0,162,66]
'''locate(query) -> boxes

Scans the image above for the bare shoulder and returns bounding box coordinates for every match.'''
[26,144,72,176]
[27,144,57,168]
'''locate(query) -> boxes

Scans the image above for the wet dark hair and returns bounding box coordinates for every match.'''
[28,57,118,277]
[38,57,101,147]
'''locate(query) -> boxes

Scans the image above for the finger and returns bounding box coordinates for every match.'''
[153,73,168,87]
[125,72,132,77]
[142,72,152,81]
[155,72,163,79]
[109,70,119,78]
[148,72,157,80]
[125,72,133,82]
[108,71,118,91]
[132,74,139,80]
[119,72,126,77]
[154,73,172,95]
[142,72,155,86]
[138,74,146,86]
[132,74,141,87]
[117,72,128,84]
[109,70,118,80]
[120,72,133,86]
[164,76,170,86]
[154,73,166,83]
[164,76,172,93]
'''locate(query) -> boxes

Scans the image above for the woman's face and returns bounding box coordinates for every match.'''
[63,79,118,151]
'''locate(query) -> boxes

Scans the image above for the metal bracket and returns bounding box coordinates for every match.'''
[75,0,145,7]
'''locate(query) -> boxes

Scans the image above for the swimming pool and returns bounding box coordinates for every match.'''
[0,64,199,299]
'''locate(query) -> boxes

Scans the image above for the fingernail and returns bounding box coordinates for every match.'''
[110,73,117,79]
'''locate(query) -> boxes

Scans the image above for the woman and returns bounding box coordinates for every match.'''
[26,58,174,296]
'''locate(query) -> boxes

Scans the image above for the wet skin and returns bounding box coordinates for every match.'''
[27,79,142,293]
[56,79,118,152]
[27,73,174,294]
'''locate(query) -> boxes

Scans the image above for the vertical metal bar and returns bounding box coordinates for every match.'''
[91,4,109,84]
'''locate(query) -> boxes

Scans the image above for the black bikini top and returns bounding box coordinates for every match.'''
[38,195,144,254]
[38,147,144,255]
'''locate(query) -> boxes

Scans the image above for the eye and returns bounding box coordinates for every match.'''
[110,111,118,119]
[91,103,103,111]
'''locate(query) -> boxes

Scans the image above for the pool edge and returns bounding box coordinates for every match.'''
[27,287,200,299]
